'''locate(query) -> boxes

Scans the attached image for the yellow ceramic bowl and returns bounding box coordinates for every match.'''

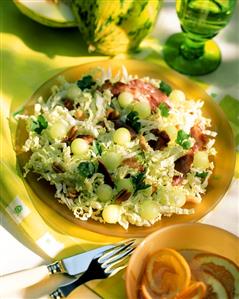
[126,223,239,299]
[16,59,236,238]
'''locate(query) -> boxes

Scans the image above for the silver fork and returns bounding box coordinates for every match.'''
[50,239,136,299]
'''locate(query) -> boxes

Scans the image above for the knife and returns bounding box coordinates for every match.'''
[0,244,115,296]
[47,244,115,276]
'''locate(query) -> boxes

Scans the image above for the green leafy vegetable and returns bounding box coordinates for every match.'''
[132,172,150,194]
[30,115,48,134]
[78,161,96,178]
[176,129,191,150]
[77,75,95,90]
[92,141,102,155]
[182,140,191,150]
[195,171,208,179]
[126,111,141,133]
[158,103,169,117]
[159,81,172,96]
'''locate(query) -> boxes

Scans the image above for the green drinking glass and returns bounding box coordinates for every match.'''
[163,0,236,75]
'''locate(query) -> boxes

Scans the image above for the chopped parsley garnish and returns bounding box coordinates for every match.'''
[132,172,150,194]
[158,103,169,117]
[126,111,141,133]
[92,141,102,155]
[78,161,96,178]
[159,81,172,96]
[77,75,95,90]
[30,115,48,134]
[176,129,191,150]
[195,171,208,179]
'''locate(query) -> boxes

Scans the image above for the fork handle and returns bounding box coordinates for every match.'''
[0,262,64,295]
[50,272,91,298]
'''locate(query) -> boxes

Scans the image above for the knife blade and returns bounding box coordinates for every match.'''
[0,244,116,295]
[48,244,115,276]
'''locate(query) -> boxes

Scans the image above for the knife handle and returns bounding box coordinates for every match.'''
[0,263,64,296]
[47,261,65,274]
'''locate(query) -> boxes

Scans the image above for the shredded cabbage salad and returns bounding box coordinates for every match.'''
[17,67,217,229]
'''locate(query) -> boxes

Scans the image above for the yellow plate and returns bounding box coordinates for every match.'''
[16,59,236,238]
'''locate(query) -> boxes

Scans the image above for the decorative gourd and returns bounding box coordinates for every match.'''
[72,0,162,55]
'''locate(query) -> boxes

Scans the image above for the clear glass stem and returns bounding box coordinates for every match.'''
[180,36,205,60]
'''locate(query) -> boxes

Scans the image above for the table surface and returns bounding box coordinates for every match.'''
[1,1,239,299]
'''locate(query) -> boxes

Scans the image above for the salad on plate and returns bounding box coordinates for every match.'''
[17,67,217,229]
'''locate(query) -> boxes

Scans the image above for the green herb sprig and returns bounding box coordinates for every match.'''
[195,171,208,179]
[158,103,169,117]
[30,115,48,134]
[77,75,95,90]
[92,141,102,155]
[176,129,191,150]
[159,81,172,96]
[126,111,141,133]
[132,172,150,194]
[78,161,96,178]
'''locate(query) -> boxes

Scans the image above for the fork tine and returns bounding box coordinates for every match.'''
[105,261,129,277]
[103,246,135,274]
[98,239,136,263]
[105,238,136,254]
[101,244,136,267]
[117,238,136,245]
[104,247,135,276]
